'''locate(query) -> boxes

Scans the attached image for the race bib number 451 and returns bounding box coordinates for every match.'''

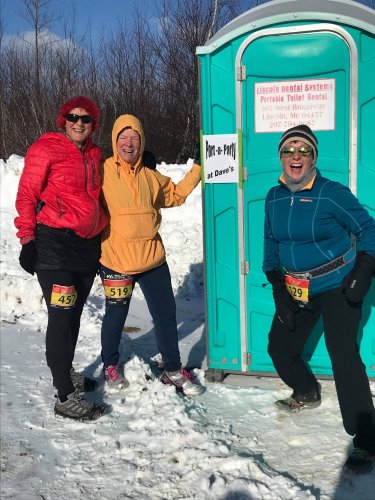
[51,284,77,308]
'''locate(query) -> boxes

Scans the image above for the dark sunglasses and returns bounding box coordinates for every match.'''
[281,146,312,157]
[65,113,93,124]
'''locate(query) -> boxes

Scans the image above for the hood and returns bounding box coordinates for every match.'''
[111,114,145,170]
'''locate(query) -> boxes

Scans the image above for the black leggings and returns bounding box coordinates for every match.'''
[37,270,95,396]
[268,287,375,450]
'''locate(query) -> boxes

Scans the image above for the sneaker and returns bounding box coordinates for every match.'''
[70,368,99,392]
[275,385,321,413]
[104,365,129,389]
[160,368,204,396]
[54,390,106,421]
[344,447,375,474]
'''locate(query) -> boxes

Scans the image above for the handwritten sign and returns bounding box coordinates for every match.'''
[203,134,239,184]
[254,78,336,132]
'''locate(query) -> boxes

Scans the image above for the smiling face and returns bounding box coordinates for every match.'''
[64,107,92,146]
[280,140,314,181]
[116,127,141,165]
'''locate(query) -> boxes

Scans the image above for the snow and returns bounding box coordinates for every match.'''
[1,155,374,499]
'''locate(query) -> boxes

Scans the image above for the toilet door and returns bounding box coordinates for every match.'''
[238,25,354,374]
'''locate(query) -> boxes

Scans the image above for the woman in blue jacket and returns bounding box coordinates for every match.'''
[263,124,375,474]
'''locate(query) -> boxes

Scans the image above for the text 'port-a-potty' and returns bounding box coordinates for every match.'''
[196,0,375,382]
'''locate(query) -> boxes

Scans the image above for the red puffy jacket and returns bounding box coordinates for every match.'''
[15,132,108,241]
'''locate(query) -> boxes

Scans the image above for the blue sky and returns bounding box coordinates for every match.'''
[0,0,261,39]
[0,0,259,49]
[1,0,373,42]
[0,0,163,39]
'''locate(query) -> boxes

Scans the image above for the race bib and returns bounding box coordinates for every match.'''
[103,278,133,301]
[285,275,310,303]
[51,284,77,308]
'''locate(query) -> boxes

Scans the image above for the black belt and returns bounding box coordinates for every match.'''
[285,248,355,279]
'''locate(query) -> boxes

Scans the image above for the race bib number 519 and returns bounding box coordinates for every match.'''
[103,278,133,300]
[51,284,77,308]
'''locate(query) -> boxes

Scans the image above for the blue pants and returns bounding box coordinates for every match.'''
[100,262,181,372]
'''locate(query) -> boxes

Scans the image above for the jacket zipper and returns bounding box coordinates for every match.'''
[82,151,98,237]
[289,194,297,268]
[89,156,96,188]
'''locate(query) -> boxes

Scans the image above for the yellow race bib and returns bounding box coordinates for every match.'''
[51,284,77,308]
[285,275,310,303]
[103,278,133,300]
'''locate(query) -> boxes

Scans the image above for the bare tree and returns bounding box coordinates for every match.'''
[100,8,160,157]
[18,0,58,96]
[0,10,6,157]
[0,0,245,161]
[149,0,241,161]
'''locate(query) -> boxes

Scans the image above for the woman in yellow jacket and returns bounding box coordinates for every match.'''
[100,114,203,396]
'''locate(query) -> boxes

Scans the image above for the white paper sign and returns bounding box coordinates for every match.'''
[203,134,239,184]
[254,78,336,132]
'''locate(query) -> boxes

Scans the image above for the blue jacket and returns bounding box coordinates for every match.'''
[263,173,375,295]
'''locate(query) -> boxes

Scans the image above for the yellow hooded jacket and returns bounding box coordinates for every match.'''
[100,114,201,274]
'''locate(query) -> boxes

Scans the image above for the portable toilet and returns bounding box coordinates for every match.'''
[196,0,375,381]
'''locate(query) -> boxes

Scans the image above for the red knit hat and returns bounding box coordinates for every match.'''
[56,96,100,131]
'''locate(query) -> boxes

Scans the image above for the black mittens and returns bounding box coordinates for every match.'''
[142,150,157,170]
[266,270,299,331]
[342,252,375,303]
[19,240,37,275]
[193,141,201,166]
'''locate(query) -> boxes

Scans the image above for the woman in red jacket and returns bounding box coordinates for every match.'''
[15,96,108,421]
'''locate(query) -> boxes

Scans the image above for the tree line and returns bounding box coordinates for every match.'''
[0,0,248,163]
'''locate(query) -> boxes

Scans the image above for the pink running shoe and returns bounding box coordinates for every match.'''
[104,365,129,389]
[160,368,204,396]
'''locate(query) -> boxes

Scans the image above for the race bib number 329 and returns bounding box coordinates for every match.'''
[51,284,77,308]
[285,275,310,303]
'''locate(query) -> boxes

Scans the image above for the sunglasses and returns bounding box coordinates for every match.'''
[65,113,93,124]
[281,146,312,157]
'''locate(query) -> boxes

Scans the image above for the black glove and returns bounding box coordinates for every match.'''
[193,141,201,166]
[142,150,156,170]
[266,270,299,331]
[342,251,375,303]
[19,240,37,275]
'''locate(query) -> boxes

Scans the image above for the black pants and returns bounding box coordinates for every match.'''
[268,286,375,452]
[37,270,95,397]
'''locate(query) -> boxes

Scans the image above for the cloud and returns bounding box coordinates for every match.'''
[2,29,79,53]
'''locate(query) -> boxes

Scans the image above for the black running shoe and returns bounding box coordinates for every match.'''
[54,390,106,421]
[275,385,321,413]
[344,447,375,474]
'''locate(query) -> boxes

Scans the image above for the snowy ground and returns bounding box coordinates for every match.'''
[1,155,375,499]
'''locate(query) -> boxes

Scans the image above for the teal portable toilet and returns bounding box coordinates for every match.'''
[196,0,375,381]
